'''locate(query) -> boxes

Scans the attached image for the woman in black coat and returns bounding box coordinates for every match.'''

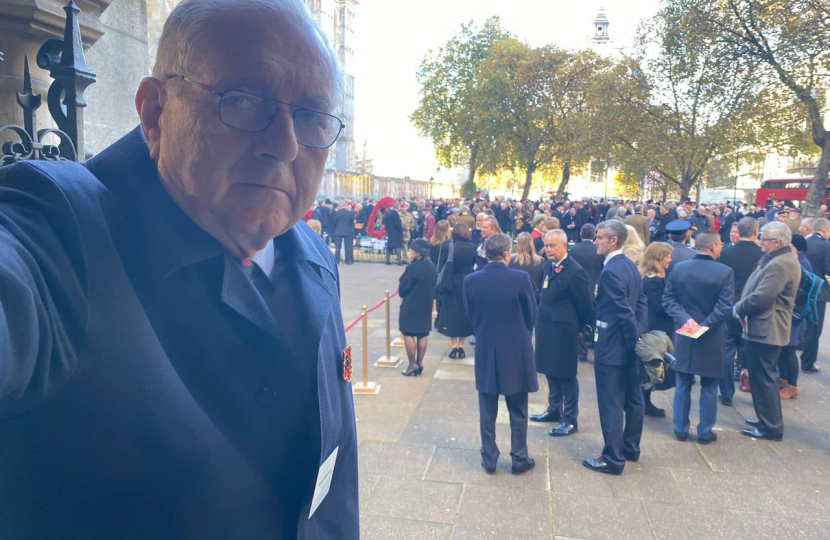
[399,239,438,376]
[436,223,476,358]
[638,242,675,417]
[509,232,544,302]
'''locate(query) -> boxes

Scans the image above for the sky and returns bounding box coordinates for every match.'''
[350,0,663,182]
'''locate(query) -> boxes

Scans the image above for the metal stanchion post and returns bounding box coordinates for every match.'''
[353,305,380,394]
[374,290,401,367]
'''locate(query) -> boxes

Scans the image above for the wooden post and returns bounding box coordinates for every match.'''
[374,290,401,367]
[353,305,380,394]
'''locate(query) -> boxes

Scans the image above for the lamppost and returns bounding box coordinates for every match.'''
[429,176,434,199]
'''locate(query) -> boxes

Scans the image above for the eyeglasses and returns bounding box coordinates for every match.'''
[760,237,778,243]
[166,75,345,149]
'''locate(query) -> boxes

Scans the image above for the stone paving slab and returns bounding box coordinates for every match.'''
[339,263,830,540]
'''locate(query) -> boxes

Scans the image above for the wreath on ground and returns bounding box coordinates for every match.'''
[366,196,396,239]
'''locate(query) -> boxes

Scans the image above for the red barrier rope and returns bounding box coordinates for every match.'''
[344,289,399,333]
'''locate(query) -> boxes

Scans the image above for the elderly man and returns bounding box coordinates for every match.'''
[463,234,539,475]
[584,220,648,475]
[663,233,734,444]
[735,222,800,441]
[0,1,357,538]
[625,204,650,245]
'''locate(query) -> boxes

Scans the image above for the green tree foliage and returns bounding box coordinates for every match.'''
[460,179,477,198]
[410,18,512,185]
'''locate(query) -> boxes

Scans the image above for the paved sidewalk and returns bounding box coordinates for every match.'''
[337,262,830,540]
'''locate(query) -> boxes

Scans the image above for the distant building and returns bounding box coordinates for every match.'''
[589,7,612,46]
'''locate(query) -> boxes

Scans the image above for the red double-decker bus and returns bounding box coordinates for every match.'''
[754,176,830,207]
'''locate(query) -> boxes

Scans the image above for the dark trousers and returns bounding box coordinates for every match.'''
[594,361,644,471]
[478,392,529,468]
[779,344,799,385]
[801,301,825,369]
[576,333,589,360]
[333,235,354,263]
[385,247,401,264]
[745,340,784,438]
[545,375,579,425]
[673,372,718,438]
[719,334,740,401]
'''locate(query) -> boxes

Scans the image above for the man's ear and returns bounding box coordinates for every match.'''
[135,77,166,161]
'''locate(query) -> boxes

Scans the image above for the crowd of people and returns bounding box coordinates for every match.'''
[310,194,827,476]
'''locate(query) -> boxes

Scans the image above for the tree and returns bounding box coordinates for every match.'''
[598,4,774,200]
[460,179,477,198]
[684,0,830,216]
[410,18,512,185]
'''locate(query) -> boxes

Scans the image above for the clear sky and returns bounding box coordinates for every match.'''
[350,0,662,182]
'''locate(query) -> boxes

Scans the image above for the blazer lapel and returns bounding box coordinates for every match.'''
[220,253,282,340]
[288,226,335,357]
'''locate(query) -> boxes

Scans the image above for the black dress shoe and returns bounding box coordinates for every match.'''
[458,347,466,358]
[674,430,688,442]
[697,432,718,445]
[644,402,666,418]
[745,418,760,426]
[802,365,821,373]
[741,428,783,441]
[718,395,732,406]
[529,410,562,423]
[448,348,458,359]
[481,460,496,475]
[401,366,419,377]
[582,458,623,475]
[549,422,578,436]
[511,457,535,475]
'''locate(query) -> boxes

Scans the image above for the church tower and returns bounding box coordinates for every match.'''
[590,7,611,45]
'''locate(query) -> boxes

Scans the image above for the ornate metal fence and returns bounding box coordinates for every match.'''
[0,1,96,165]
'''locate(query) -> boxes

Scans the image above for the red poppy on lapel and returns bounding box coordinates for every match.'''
[342,346,353,382]
[554,266,562,274]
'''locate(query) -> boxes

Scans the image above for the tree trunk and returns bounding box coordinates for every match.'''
[520,162,536,201]
[804,137,830,217]
[466,144,479,185]
[555,161,571,200]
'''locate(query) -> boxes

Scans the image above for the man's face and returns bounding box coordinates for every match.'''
[480,220,496,239]
[777,212,789,222]
[594,227,617,256]
[711,239,723,259]
[730,225,739,243]
[147,12,335,256]
[476,213,485,229]
[544,233,567,262]
[760,232,779,253]
[647,209,656,219]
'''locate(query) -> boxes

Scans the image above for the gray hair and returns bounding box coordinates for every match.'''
[484,234,513,261]
[736,217,758,239]
[813,217,830,234]
[695,232,721,253]
[544,229,568,245]
[597,219,628,248]
[153,0,341,97]
[634,204,644,214]
[762,221,792,246]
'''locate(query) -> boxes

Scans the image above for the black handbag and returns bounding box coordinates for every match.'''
[436,244,455,293]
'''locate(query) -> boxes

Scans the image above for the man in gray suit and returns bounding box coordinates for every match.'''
[735,222,800,441]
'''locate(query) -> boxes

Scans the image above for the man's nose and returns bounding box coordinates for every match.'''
[257,109,299,162]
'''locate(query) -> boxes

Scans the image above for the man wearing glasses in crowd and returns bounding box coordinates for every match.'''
[0,1,357,538]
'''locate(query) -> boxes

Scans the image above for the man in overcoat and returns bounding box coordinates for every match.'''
[383,205,404,265]
[666,219,695,273]
[735,222,800,440]
[532,230,592,436]
[463,234,539,475]
[625,204,650,245]
[583,220,648,475]
[663,233,734,444]
[0,1,358,538]
[332,202,356,264]
[801,217,830,373]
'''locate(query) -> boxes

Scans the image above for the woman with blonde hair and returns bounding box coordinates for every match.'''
[639,241,675,418]
[509,232,544,301]
[429,220,452,269]
[623,224,645,264]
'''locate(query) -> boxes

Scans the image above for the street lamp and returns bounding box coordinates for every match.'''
[429,176,434,199]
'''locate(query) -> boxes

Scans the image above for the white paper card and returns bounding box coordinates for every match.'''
[308,446,339,519]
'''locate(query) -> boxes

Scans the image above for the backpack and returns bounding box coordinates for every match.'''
[793,265,826,324]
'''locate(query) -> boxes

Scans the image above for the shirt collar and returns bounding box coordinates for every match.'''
[553,253,568,267]
[250,239,275,279]
[604,249,623,264]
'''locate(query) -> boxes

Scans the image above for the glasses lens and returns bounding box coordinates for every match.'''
[219,90,276,132]
[293,108,342,148]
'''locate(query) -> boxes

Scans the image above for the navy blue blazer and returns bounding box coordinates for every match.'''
[0,128,358,539]
[463,263,539,396]
[594,254,648,366]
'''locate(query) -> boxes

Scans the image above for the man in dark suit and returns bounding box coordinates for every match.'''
[532,230,592,436]
[332,202,356,264]
[569,223,604,361]
[0,1,358,538]
[801,218,830,373]
[663,233,734,444]
[653,204,675,242]
[719,206,736,244]
[666,220,696,274]
[717,217,762,404]
[463,234,539,475]
[383,206,404,265]
[583,220,648,475]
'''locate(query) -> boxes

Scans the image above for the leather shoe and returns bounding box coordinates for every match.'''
[530,410,561,423]
[697,432,718,445]
[549,422,578,436]
[644,402,666,418]
[674,430,688,442]
[511,457,535,475]
[718,395,732,406]
[745,418,760,426]
[802,365,821,373]
[623,453,640,462]
[741,428,782,441]
[582,458,623,475]
[481,460,496,475]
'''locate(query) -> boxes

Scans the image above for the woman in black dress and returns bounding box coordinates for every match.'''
[398,239,438,376]
[638,241,675,418]
[436,223,476,358]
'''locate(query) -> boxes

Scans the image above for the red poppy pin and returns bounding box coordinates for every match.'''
[555,266,562,274]
[342,345,353,382]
